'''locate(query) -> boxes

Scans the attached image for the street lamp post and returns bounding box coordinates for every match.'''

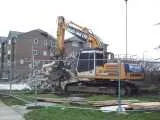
[125,0,128,60]
[9,37,16,95]
[116,0,128,113]
[32,43,38,105]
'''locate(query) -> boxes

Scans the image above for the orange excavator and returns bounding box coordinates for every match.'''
[44,16,144,95]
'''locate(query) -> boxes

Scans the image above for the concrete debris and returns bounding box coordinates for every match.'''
[100,105,128,112]
[26,102,56,109]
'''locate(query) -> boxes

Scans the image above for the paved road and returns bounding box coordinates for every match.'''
[0,101,25,120]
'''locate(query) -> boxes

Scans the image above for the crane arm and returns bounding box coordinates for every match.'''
[56,16,65,57]
[56,16,103,57]
[66,21,103,48]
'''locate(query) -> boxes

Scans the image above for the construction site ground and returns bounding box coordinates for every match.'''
[0,92,160,120]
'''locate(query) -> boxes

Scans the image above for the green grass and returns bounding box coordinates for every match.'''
[14,93,61,102]
[86,94,160,103]
[0,96,26,106]
[0,93,61,106]
[25,107,160,120]
[86,94,160,102]
[14,93,35,102]
[87,95,116,101]
[37,93,63,98]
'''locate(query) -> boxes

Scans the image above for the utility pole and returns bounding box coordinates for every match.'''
[32,42,37,105]
[9,37,16,95]
[117,56,123,112]
[117,0,128,112]
[125,0,128,60]
[0,42,5,79]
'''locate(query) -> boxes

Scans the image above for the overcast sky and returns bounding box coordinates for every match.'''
[0,0,160,60]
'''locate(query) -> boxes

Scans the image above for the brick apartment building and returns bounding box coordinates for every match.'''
[0,29,55,81]
[13,29,56,80]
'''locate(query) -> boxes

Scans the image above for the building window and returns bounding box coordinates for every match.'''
[34,39,38,44]
[8,40,11,45]
[33,50,37,55]
[38,50,41,55]
[8,50,11,55]
[72,42,79,47]
[43,51,47,56]
[20,59,24,64]
[33,50,42,55]
[51,41,55,47]
[33,50,38,55]
[34,60,40,67]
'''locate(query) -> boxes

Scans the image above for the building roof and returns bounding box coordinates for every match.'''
[37,29,56,39]
[7,31,23,40]
[18,29,56,41]
[28,29,56,40]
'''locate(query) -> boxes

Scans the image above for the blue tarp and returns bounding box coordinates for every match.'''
[125,64,144,73]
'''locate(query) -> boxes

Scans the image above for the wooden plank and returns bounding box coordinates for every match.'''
[129,102,160,110]
[88,100,129,107]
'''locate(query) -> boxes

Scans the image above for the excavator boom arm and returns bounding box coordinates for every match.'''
[56,16,103,57]
[56,16,65,57]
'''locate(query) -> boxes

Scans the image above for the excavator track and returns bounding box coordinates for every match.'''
[65,80,138,96]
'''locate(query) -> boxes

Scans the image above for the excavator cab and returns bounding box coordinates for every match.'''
[76,49,105,78]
